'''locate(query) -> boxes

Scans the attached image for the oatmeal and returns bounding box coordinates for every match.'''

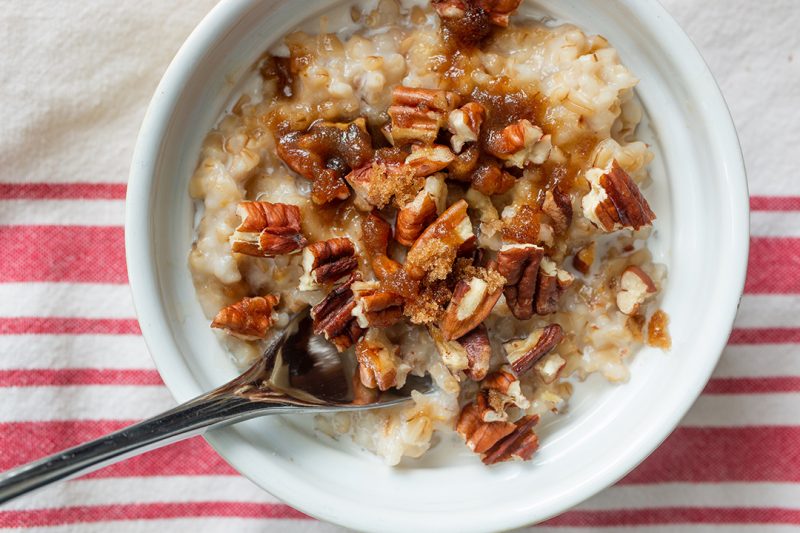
[189,0,669,466]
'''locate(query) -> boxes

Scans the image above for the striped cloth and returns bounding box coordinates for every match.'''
[1,0,798,531]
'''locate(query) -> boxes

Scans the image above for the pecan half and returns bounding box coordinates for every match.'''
[503,323,564,375]
[616,265,657,315]
[404,145,455,177]
[486,119,552,168]
[497,243,544,320]
[230,202,307,257]
[211,294,279,340]
[405,199,474,282]
[355,328,409,391]
[385,86,460,146]
[542,186,573,234]
[440,271,504,340]
[310,272,364,352]
[396,175,447,247]
[298,237,358,291]
[582,160,656,231]
[276,118,374,205]
[572,242,596,275]
[448,102,485,153]
[535,257,574,315]
[481,414,540,465]
[352,281,404,328]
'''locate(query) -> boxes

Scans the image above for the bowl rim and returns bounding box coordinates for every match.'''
[125,0,749,530]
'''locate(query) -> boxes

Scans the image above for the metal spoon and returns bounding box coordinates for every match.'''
[0,311,432,504]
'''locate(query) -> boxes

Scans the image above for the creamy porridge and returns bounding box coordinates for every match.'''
[189,0,670,466]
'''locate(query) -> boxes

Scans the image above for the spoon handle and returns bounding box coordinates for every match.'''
[0,391,287,505]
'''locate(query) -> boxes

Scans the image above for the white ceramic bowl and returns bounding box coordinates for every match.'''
[126,1,749,531]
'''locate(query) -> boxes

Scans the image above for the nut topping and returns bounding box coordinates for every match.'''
[385,86,461,146]
[298,237,358,291]
[535,353,567,384]
[276,119,374,205]
[481,414,540,465]
[448,102,485,153]
[572,242,596,275]
[211,295,279,340]
[404,145,456,177]
[470,162,515,196]
[395,175,447,247]
[480,365,530,421]
[616,265,657,315]
[497,243,544,320]
[230,202,307,257]
[310,272,364,352]
[542,186,573,234]
[456,400,516,453]
[503,323,564,375]
[355,329,410,391]
[535,257,574,315]
[352,281,404,328]
[345,161,421,210]
[582,160,655,231]
[487,119,552,168]
[440,268,504,340]
[429,323,492,380]
[405,199,474,282]
[434,0,523,46]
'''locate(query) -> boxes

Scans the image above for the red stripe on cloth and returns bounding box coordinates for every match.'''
[0,369,162,387]
[0,502,308,528]
[0,226,127,283]
[728,327,800,345]
[545,507,800,527]
[750,196,800,212]
[0,318,141,335]
[746,237,800,294]
[704,377,800,394]
[623,426,800,484]
[0,421,238,476]
[0,183,127,200]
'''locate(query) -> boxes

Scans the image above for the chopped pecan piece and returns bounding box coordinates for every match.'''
[448,102,485,153]
[351,281,404,328]
[448,144,481,182]
[486,119,552,168]
[572,242,596,275]
[310,272,364,352]
[429,323,492,380]
[503,323,564,375]
[385,86,460,146]
[211,295,279,340]
[616,265,657,315]
[582,160,655,231]
[535,257,574,315]
[355,329,409,391]
[481,414,540,465]
[298,238,358,291]
[542,186,573,234]
[497,243,544,320]
[361,211,403,281]
[405,199,475,282]
[480,365,531,421]
[535,353,567,384]
[471,162,515,196]
[440,268,504,340]
[230,202,307,257]
[345,161,421,210]
[276,119,373,205]
[434,0,522,45]
[395,175,447,247]
[456,400,516,454]
[405,145,455,177]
